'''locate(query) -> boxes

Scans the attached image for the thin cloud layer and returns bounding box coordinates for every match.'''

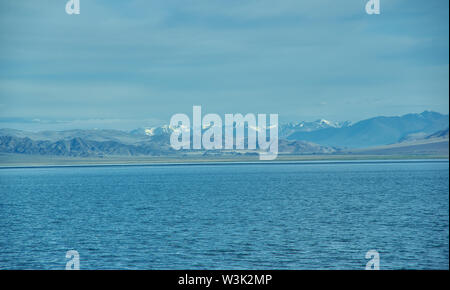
[0,0,448,129]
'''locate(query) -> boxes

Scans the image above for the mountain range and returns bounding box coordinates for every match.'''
[0,111,448,157]
[286,111,448,148]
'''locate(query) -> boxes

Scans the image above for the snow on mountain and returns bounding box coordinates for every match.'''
[143,125,173,136]
[129,118,350,140]
[279,119,351,138]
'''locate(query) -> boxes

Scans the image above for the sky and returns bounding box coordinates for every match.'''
[0,0,448,131]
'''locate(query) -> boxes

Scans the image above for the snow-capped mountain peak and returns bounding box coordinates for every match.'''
[131,118,352,140]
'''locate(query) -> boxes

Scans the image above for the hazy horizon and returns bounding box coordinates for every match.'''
[0,109,448,132]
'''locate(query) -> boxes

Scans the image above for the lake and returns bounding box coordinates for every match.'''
[0,160,448,269]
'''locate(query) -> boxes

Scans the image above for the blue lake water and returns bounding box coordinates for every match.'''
[0,160,448,269]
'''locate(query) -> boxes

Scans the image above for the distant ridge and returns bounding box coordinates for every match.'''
[426,128,449,139]
[0,111,448,157]
[0,135,175,157]
[287,111,449,148]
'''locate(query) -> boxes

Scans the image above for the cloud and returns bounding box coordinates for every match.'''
[0,0,448,127]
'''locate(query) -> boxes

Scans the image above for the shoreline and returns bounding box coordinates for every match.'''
[0,154,448,169]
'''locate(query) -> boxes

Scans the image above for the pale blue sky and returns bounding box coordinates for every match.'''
[0,0,448,130]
